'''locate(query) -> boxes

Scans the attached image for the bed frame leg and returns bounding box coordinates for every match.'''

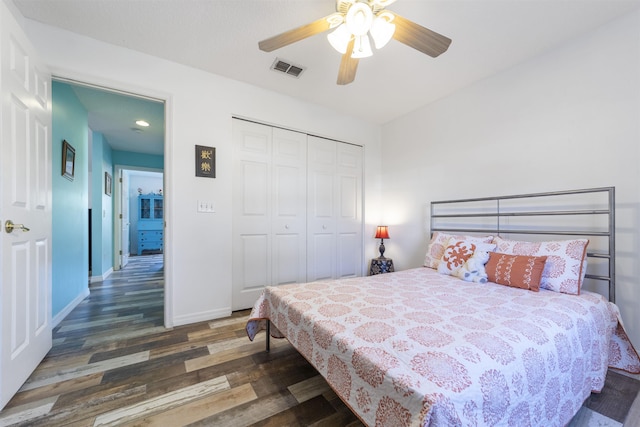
[266,320,271,352]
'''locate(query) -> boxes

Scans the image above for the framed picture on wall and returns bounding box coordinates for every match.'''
[195,145,216,178]
[61,140,75,181]
[105,172,112,196]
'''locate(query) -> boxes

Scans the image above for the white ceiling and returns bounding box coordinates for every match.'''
[65,82,165,155]
[13,0,640,152]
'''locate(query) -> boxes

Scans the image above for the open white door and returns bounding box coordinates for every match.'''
[0,2,53,409]
[120,170,130,268]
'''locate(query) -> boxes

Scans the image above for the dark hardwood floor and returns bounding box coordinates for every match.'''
[0,255,362,426]
[0,254,637,426]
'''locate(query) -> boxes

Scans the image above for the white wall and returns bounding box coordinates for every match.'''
[21,20,383,327]
[381,11,640,347]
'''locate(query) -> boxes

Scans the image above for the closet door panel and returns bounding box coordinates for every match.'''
[309,233,335,281]
[337,232,359,278]
[272,128,307,285]
[336,143,363,278]
[232,120,272,310]
[307,137,337,281]
[239,234,270,288]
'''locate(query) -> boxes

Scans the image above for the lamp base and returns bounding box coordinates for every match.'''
[378,240,386,259]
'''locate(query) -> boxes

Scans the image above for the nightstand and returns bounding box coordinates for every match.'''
[369,258,394,275]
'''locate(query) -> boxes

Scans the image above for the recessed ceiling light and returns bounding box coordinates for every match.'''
[135,120,150,127]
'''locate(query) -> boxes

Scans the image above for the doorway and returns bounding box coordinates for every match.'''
[52,78,168,321]
[114,167,164,270]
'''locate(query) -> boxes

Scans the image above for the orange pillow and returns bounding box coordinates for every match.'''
[485,253,547,292]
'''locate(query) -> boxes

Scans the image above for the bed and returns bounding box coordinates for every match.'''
[246,187,640,426]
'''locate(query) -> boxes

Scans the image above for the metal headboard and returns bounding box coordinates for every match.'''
[430,187,615,302]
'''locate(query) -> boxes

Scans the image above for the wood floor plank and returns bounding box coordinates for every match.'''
[92,376,229,426]
[185,390,296,427]
[0,396,57,426]
[6,372,103,408]
[20,351,150,391]
[288,375,332,404]
[119,383,257,427]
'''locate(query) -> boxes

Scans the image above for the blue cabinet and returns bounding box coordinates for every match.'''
[137,194,163,255]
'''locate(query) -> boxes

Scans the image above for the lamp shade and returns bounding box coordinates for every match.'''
[375,226,390,239]
[370,13,395,49]
[327,24,351,54]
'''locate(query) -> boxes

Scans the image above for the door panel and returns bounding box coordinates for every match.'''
[272,128,306,286]
[310,233,334,281]
[336,143,363,278]
[232,121,273,310]
[307,137,363,281]
[1,1,53,409]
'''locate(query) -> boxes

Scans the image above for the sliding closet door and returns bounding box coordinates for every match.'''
[307,138,336,281]
[272,128,307,286]
[232,120,306,310]
[232,121,271,310]
[307,136,363,281]
[336,142,363,278]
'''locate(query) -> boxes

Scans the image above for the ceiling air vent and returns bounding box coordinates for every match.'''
[270,58,305,78]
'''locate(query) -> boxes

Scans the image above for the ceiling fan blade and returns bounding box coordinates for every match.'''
[391,13,452,58]
[337,39,359,85]
[259,14,337,52]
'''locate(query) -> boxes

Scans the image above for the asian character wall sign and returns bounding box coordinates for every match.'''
[195,145,216,178]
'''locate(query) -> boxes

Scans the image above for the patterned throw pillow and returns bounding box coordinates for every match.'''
[485,253,547,291]
[438,240,477,275]
[492,237,589,295]
[424,232,494,269]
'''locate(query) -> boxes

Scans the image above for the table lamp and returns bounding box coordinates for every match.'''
[375,226,390,259]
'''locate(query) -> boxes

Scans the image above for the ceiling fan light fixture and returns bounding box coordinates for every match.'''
[327,23,351,54]
[351,34,373,58]
[345,2,373,36]
[370,12,395,49]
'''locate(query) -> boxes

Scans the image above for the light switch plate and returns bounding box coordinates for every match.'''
[197,200,215,213]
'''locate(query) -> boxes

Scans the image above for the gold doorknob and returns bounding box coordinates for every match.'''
[5,220,30,233]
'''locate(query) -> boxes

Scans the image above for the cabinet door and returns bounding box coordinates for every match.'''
[139,196,151,219]
[153,197,163,220]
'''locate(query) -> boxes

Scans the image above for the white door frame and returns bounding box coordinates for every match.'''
[113,165,163,270]
[51,74,174,328]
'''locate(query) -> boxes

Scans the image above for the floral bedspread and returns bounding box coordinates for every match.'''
[246,267,640,427]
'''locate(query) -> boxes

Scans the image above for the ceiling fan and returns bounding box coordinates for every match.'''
[258,0,452,85]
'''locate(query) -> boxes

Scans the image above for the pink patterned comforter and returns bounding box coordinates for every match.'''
[246,267,640,426]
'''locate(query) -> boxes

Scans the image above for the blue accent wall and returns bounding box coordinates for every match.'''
[91,131,113,277]
[52,81,89,317]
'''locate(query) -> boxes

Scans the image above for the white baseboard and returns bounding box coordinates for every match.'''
[171,307,232,327]
[52,288,90,328]
[90,267,113,284]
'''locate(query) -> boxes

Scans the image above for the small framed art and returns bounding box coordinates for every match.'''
[195,145,216,178]
[105,172,112,196]
[62,140,76,181]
